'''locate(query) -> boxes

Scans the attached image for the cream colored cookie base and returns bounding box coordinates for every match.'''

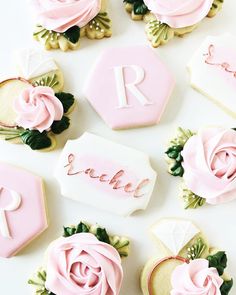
[0,79,30,127]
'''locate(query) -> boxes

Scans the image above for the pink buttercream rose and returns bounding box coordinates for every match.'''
[14,86,63,133]
[143,0,214,28]
[171,259,223,295]
[182,127,236,205]
[32,0,102,33]
[45,233,123,295]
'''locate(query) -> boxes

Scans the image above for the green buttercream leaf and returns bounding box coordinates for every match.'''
[55,92,75,113]
[63,26,80,44]
[207,251,227,276]
[220,279,233,295]
[51,116,70,134]
[76,222,90,234]
[96,227,110,244]
[133,1,148,15]
[20,130,51,150]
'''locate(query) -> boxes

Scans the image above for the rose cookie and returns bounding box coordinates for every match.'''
[85,46,175,129]
[166,127,236,209]
[123,0,223,47]
[0,49,75,151]
[0,162,48,258]
[55,132,157,216]
[188,34,236,118]
[31,0,112,51]
[141,218,233,295]
[28,221,130,295]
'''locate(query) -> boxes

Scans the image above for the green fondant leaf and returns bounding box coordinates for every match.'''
[21,130,52,150]
[220,279,233,295]
[95,227,110,244]
[63,26,80,44]
[55,92,75,113]
[51,116,70,134]
[207,251,227,276]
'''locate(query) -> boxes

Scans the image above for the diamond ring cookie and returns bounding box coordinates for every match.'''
[0,49,75,151]
[141,218,233,295]
[123,0,223,48]
[166,127,236,209]
[188,34,236,118]
[0,162,48,258]
[55,132,157,216]
[28,221,130,295]
[85,46,175,130]
[31,0,112,51]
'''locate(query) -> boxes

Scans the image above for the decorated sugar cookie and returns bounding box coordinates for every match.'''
[0,49,75,151]
[188,34,236,118]
[166,127,236,209]
[0,162,48,258]
[85,46,175,129]
[123,0,223,47]
[141,218,233,295]
[29,221,130,295]
[31,0,112,51]
[55,132,157,216]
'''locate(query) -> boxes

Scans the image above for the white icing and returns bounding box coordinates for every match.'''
[54,132,157,216]
[151,219,200,255]
[15,48,58,79]
[113,65,153,108]
[188,33,236,117]
[0,188,21,239]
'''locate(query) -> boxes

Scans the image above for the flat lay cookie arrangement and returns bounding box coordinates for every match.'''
[1,0,235,294]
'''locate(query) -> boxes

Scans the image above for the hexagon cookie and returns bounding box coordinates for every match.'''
[0,162,48,258]
[188,34,236,118]
[85,46,175,129]
[54,132,157,216]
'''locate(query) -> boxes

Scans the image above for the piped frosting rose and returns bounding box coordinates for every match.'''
[182,127,236,205]
[143,0,214,28]
[45,233,123,295]
[171,259,223,295]
[14,86,63,133]
[32,0,102,33]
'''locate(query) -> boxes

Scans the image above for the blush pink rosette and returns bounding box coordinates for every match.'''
[14,86,63,133]
[45,233,123,295]
[143,0,214,28]
[182,127,236,205]
[171,259,223,295]
[32,0,102,33]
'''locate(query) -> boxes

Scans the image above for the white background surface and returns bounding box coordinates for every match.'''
[0,1,236,294]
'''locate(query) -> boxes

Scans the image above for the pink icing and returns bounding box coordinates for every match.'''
[45,233,123,295]
[14,86,63,133]
[143,0,214,28]
[85,46,175,129]
[171,259,223,295]
[32,0,101,33]
[204,44,236,90]
[64,153,150,198]
[182,127,236,205]
[0,162,47,258]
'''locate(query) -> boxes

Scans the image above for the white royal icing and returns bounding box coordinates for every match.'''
[188,34,236,117]
[113,65,153,108]
[54,132,157,216]
[15,48,58,80]
[151,219,200,255]
[0,187,21,239]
